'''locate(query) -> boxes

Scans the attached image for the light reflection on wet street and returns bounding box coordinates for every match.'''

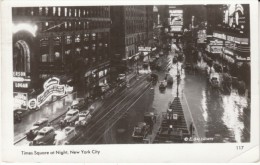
[102,45,250,143]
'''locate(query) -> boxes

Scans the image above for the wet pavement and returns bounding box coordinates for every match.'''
[101,44,250,144]
[14,93,76,142]
[14,44,251,144]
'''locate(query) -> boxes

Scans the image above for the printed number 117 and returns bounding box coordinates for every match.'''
[237,146,244,150]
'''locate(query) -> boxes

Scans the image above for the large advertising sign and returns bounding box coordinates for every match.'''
[13,71,31,89]
[138,47,152,52]
[13,92,28,110]
[169,9,183,32]
[197,30,207,43]
[169,10,183,26]
[28,77,73,109]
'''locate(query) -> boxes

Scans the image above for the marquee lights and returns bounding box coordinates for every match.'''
[13,23,38,37]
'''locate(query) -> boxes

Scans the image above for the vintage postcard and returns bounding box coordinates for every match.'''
[1,0,259,163]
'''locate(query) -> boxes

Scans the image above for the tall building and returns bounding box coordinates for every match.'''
[12,6,111,107]
[110,6,154,76]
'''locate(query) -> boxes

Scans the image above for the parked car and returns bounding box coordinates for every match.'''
[54,126,77,145]
[132,122,150,140]
[13,109,28,123]
[75,110,92,127]
[26,118,49,140]
[30,127,56,145]
[60,109,79,126]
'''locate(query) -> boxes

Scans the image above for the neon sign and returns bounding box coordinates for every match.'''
[28,77,73,109]
[13,92,28,110]
[36,77,65,107]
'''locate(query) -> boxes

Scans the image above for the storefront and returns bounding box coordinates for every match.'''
[83,62,110,98]
[13,71,32,110]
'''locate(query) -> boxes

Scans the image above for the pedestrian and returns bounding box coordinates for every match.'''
[189,122,195,136]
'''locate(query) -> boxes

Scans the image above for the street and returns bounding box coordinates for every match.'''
[98,46,250,144]
[14,45,250,145]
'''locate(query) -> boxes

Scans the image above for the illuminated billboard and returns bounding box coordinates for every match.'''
[169,9,183,32]
[169,10,183,26]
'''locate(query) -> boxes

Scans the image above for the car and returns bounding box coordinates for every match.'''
[60,109,79,126]
[30,127,56,145]
[132,122,150,140]
[53,126,77,145]
[75,110,92,127]
[117,74,126,81]
[70,98,86,110]
[13,109,29,123]
[26,118,49,140]
[159,80,167,91]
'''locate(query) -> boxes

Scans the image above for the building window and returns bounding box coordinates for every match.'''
[92,44,96,50]
[91,33,96,41]
[97,33,102,40]
[45,7,48,16]
[84,34,90,42]
[64,8,67,16]
[75,9,77,17]
[58,7,61,16]
[69,8,72,16]
[39,7,43,16]
[64,22,67,29]
[69,22,72,30]
[86,21,89,29]
[53,7,56,16]
[41,54,48,62]
[79,9,81,17]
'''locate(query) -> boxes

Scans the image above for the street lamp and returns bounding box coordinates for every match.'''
[176,60,181,98]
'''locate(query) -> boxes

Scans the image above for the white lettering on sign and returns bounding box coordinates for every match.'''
[138,47,151,52]
[36,77,65,108]
[37,84,65,107]
[13,72,26,77]
[14,82,29,88]
[28,98,37,109]
[169,10,183,14]
[13,77,31,82]
[213,32,226,40]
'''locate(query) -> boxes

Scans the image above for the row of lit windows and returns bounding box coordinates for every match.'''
[39,44,109,63]
[125,10,146,19]
[37,20,110,32]
[13,6,110,18]
[125,33,146,46]
[126,20,146,34]
[39,33,109,47]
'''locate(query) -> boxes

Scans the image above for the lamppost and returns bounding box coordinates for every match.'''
[176,60,180,98]
[135,57,139,80]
